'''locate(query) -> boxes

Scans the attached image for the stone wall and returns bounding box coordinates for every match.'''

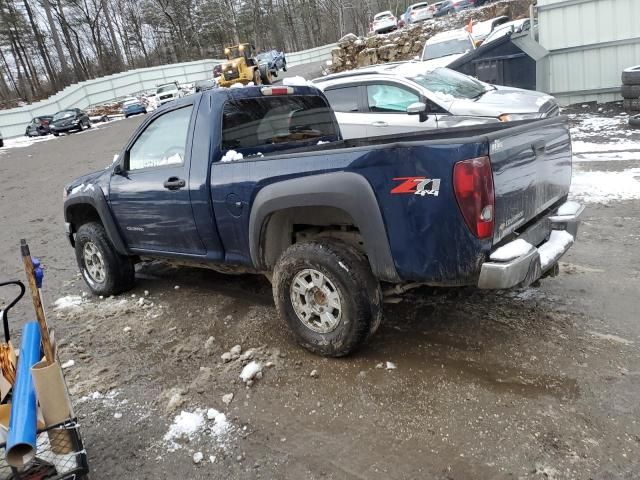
[330,0,533,72]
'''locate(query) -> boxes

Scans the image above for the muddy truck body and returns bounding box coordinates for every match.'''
[63,85,583,356]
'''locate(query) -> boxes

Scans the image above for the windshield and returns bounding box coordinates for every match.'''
[157,85,176,94]
[257,52,274,61]
[375,13,393,20]
[123,98,139,106]
[423,38,472,60]
[53,110,75,121]
[410,68,488,100]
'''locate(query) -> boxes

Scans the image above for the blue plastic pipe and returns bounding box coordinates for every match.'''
[6,322,41,467]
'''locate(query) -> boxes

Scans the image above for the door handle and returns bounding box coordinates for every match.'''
[163,177,186,190]
[371,121,388,127]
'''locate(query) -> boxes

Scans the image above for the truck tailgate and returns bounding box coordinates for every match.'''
[486,118,572,244]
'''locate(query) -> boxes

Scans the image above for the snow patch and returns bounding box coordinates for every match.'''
[317,140,330,145]
[589,331,633,345]
[570,168,640,203]
[386,361,397,370]
[538,231,573,270]
[164,410,206,451]
[490,239,533,262]
[230,83,244,89]
[54,295,85,310]
[571,141,640,154]
[220,150,243,162]
[239,361,262,382]
[283,76,312,87]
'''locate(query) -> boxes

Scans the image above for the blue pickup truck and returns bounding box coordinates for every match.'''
[63,85,583,356]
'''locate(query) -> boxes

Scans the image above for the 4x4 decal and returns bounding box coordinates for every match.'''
[390,177,441,197]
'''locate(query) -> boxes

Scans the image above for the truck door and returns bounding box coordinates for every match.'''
[109,104,206,255]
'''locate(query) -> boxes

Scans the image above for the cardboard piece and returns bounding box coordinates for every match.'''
[31,360,74,454]
[0,342,16,402]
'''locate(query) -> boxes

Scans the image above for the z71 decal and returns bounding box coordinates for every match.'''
[390,177,441,197]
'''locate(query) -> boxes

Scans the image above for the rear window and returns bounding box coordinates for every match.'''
[412,3,429,10]
[222,95,339,151]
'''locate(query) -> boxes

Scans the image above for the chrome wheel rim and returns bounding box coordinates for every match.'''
[83,242,106,283]
[290,269,342,333]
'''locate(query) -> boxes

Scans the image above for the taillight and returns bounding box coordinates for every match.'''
[453,156,495,239]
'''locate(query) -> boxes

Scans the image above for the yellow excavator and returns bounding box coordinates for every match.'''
[217,43,271,87]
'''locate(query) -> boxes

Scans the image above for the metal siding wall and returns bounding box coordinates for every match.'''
[538,0,640,105]
[0,43,336,138]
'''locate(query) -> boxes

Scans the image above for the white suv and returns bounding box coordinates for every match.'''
[421,29,476,69]
[372,11,398,34]
[155,82,183,106]
[312,62,558,139]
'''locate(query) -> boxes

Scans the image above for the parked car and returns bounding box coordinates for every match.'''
[63,85,581,357]
[49,109,91,136]
[155,82,183,106]
[372,11,398,34]
[421,29,476,68]
[482,18,532,45]
[25,115,54,137]
[195,79,217,92]
[469,15,510,45]
[257,49,287,76]
[434,0,474,16]
[403,2,436,24]
[121,97,147,118]
[313,62,559,139]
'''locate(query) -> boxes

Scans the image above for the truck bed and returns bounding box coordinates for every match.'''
[211,116,572,284]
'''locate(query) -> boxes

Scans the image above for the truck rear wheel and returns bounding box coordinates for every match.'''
[74,222,135,296]
[273,240,382,357]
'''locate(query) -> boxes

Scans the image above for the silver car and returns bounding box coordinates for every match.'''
[312,62,559,139]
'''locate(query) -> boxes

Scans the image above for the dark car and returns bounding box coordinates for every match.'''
[194,79,217,92]
[50,109,91,136]
[257,49,287,76]
[25,116,54,137]
[434,0,474,16]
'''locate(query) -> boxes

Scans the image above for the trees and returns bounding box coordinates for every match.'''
[0,0,412,104]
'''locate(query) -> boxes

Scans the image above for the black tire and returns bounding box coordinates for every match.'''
[622,65,640,85]
[74,222,135,296]
[260,65,272,85]
[630,115,640,128]
[623,98,640,111]
[273,239,382,357]
[282,61,287,72]
[621,84,640,99]
[53,132,59,136]
[86,120,92,128]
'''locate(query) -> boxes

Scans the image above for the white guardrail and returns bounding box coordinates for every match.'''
[0,43,337,139]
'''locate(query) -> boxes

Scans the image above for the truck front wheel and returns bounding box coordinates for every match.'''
[74,222,135,296]
[273,240,382,357]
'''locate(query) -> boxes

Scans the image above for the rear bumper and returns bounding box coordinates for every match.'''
[477,201,584,289]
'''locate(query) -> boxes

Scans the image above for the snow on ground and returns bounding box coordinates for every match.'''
[569,107,640,203]
[54,295,85,310]
[1,134,56,150]
[164,408,232,452]
[570,168,640,203]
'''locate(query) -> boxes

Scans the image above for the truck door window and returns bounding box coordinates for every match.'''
[324,87,360,112]
[221,96,338,151]
[127,106,193,171]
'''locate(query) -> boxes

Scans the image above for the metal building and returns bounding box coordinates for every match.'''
[536,0,640,105]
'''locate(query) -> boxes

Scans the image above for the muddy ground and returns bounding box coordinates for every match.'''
[0,100,639,479]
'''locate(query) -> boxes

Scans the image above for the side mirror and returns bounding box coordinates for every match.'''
[113,163,123,175]
[406,102,427,115]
